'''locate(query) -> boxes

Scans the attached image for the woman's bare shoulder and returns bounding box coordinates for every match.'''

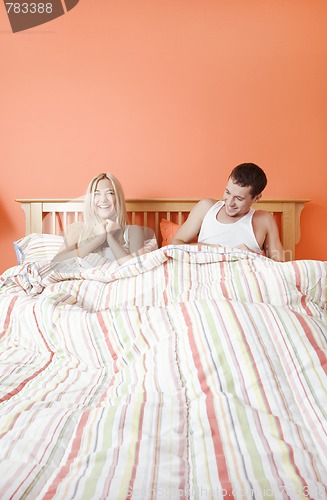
[67,222,84,233]
[64,222,84,242]
[127,224,144,237]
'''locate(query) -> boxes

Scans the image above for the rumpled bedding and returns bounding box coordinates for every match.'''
[0,245,326,499]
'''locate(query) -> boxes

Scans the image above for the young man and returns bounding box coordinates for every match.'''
[171,163,285,261]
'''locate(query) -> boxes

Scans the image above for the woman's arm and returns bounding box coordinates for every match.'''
[106,224,145,262]
[53,223,107,262]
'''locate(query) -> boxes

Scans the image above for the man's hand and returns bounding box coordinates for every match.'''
[235,244,259,254]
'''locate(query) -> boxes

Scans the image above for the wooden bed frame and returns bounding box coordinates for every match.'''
[16,198,309,260]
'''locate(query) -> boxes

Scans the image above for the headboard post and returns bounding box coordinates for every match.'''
[19,200,44,234]
[282,202,296,260]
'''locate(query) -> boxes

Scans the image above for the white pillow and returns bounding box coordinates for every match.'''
[14,233,64,264]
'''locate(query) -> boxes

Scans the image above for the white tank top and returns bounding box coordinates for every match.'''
[198,201,262,253]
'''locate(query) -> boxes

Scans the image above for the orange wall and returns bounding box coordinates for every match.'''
[1,0,327,272]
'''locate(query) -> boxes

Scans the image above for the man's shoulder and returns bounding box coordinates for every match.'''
[196,198,218,211]
[253,208,273,218]
[252,209,275,226]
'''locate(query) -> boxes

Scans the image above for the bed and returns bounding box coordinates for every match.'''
[0,197,326,499]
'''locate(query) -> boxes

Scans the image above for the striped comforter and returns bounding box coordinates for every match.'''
[0,245,326,499]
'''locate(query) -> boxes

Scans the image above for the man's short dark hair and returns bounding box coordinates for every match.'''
[229,163,267,198]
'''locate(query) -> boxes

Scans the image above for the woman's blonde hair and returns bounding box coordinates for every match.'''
[80,172,129,243]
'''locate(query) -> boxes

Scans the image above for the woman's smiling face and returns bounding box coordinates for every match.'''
[93,177,117,220]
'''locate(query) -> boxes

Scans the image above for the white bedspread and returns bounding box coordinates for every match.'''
[0,245,326,499]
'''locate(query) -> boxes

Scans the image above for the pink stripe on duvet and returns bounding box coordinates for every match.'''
[0,295,18,338]
[0,304,54,404]
[44,410,91,498]
[181,303,234,497]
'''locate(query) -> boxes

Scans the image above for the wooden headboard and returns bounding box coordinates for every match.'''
[16,198,309,260]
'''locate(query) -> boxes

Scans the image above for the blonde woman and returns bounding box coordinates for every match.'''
[55,173,154,263]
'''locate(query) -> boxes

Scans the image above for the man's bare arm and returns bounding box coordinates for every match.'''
[263,214,286,262]
[171,199,215,244]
